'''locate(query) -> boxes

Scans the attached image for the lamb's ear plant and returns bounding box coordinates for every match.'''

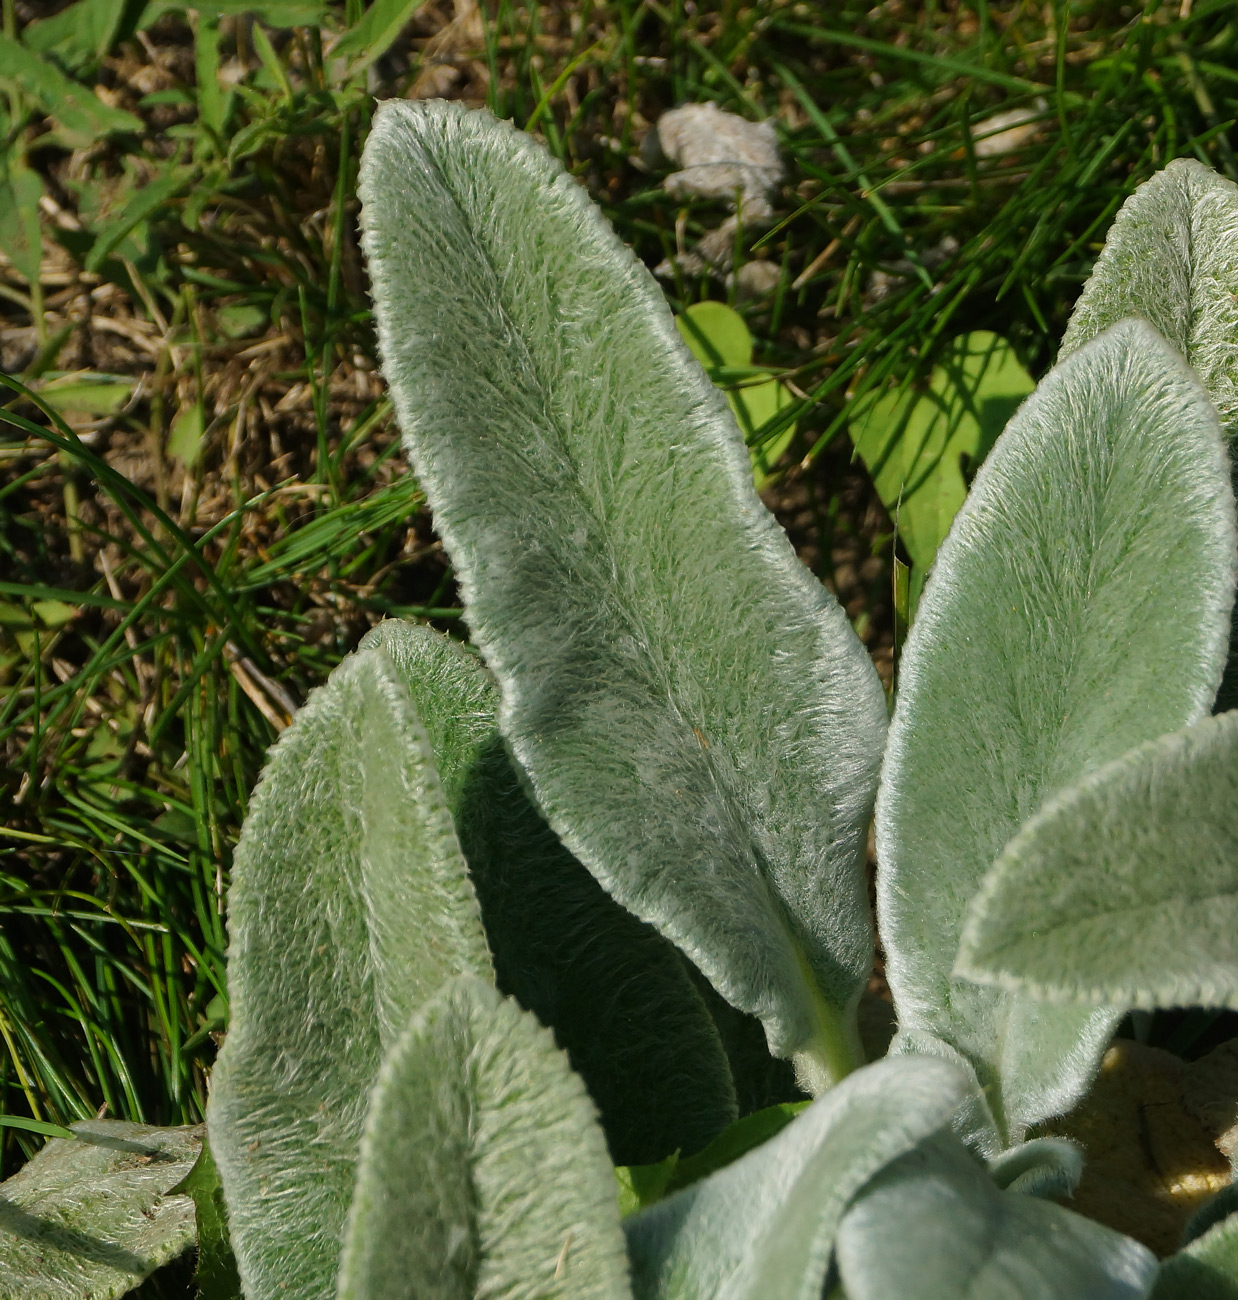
[209,103,1238,1300]
[15,104,1238,1300]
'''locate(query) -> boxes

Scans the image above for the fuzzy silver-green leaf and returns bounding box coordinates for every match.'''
[208,645,492,1300]
[358,100,888,1080]
[336,975,631,1300]
[360,619,737,1163]
[624,1055,968,1300]
[0,1121,200,1300]
[1154,1210,1238,1300]
[1061,158,1238,439]
[836,1133,1157,1300]
[957,710,1238,1009]
[878,319,1237,1144]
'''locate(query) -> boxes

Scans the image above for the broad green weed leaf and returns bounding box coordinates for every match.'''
[878,320,1237,1144]
[359,99,888,1086]
[208,645,492,1300]
[848,330,1034,572]
[0,36,141,146]
[359,620,737,1164]
[0,1120,201,1300]
[836,1133,1157,1300]
[336,976,631,1300]
[1061,159,1238,439]
[624,1055,968,1300]
[958,710,1238,1009]
[675,302,798,485]
[0,152,44,288]
[1156,1212,1238,1299]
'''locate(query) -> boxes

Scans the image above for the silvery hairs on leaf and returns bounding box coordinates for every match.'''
[835,1132,1157,1300]
[0,1121,200,1300]
[625,1055,968,1300]
[360,620,738,1165]
[878,319,1237,1146]
[337,976,631,1300]
[957,709,1238,1010]
[1154,1206,1238,1300]
[1061,158,1238,440]
[208,645,492,1300]
[359,100,889,1083]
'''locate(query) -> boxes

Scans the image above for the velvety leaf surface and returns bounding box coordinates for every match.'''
[0,1120,200,1300]
[1060,158,1238,439]
[208,645,492,1300]
[958,710,1238,1009]
[877,320,1237,1144]
[359,620,737,1164]
[359,100,889,1080]
[675,302,798,485]
[624,1055,968,1300]
[336,975,631,1300]
[836,1133,1157,1300]
[1155,1214,1238,1299]
[986,1136,1083,1199]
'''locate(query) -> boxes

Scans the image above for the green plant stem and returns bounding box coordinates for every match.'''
[791,941,866,1094]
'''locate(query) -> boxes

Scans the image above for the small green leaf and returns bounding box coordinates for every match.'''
[208,645,492,1300]
[676,301,752,368]
[167,1135,242,1300]
[616,1158,680,1219]
[957,710,1238,1010]
[878,320,1237,1144]
[216,303,267,339]
[168,403,205,466]
[1061,158,1238,440]
[360,99,888,1088]
[848,330,1034,571]
[625,1055,969,1300]
[85,170,189,273]
[249,23,293,103]
[615,1100,811,1218]
[38,371,135,418]
[0,36,141,145]
[0,153,44,288]
[22,0,131,70]
[329,0,430,78]
[336,975,631,1300]
[361,621,737,1166]
[836,1133,1156,1300]
[0,1120,202,1300]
